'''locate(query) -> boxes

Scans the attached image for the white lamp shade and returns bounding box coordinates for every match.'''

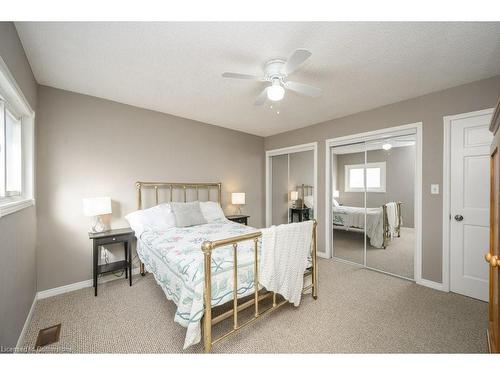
[333,190,340,198]
[83,197,112,217]
[231,192,245,205]
[290,191,299,201]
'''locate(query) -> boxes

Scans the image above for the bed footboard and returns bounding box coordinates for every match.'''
[201,220,318,353]
[382,202,403,248]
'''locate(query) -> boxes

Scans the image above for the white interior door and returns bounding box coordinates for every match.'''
[450,111,493,301]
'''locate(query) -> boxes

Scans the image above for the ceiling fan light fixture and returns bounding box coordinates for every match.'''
[223,49,320,106]
[267,79,285,102]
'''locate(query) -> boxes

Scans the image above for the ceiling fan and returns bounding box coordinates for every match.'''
[222,49,322,106]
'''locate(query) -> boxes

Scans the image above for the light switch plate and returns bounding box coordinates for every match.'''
[431,184,439,194]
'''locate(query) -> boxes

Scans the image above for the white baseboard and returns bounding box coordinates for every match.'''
[417,278,447,292]
[37,267,141,300]
[15,267,141,348]
[317,250,328,259]
[15,294,37,351]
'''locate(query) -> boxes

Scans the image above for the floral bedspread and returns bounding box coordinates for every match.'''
[137,218,260,349]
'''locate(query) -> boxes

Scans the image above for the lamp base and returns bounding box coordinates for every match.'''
[91,216,107,233]
[235,205,242,215]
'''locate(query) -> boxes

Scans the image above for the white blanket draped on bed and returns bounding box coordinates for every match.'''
[260,221,313,306]
[385,202,399,236]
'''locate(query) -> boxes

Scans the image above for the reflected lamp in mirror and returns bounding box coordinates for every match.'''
[333,190,340,198]
[290,190,301,208]
[231,192,245,214]
[83,197,112,233]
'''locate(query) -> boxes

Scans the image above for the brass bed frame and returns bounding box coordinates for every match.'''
[381,201,402,248]
[135,181,318,353]
[382,202,403,248]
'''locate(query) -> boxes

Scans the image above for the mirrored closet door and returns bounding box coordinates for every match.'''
[365,135,416,279]
[270,149,315,226]
[330,132,416,280]
[331,143,366,265]
[271,154,289,225]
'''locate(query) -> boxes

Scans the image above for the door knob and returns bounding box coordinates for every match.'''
[485,253,499,267]
[454,214,464,221]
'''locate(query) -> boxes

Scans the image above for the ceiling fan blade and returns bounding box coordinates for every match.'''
[222,72,261,80]
[284,49,312,75]
[254,87,268,106]
[285,81,322,97]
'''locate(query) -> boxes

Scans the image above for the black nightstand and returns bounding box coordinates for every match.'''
[226,215,250,226]
[290,207,311,223]
[88,228,134,296]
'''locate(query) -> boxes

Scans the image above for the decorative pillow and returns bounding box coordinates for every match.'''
[332,198,340,207]
[125,203,176,236]
[199,201,225,222]
[304,195,314,209]
[170,202,207,227]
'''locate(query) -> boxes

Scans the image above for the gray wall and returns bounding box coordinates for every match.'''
[265,75,500,283]
[36,86,265,291]
[0,22,38,349]
[336,145,415,227]
[289,150,314,190]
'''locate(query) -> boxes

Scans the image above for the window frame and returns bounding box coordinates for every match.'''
[2,102,23,198]
[344,161,386,193]
[0,56,35,217]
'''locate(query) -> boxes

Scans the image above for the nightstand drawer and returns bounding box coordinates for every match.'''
[226,215,249,226]
[95,233,132,246]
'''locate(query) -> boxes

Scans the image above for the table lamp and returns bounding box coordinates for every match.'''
[231,192,245,214]
[290,191,299,208]
[83,197,112,233]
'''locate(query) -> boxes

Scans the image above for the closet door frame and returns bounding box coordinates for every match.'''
[265,142,318,228]
[325,122,423,283]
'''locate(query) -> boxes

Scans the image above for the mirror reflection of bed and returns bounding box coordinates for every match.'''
[331,134,416,280]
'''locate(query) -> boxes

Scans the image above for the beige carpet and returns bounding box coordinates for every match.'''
[333,227,414,279]
[21,260,487,353]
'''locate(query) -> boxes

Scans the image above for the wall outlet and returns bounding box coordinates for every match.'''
[431,184,440,195]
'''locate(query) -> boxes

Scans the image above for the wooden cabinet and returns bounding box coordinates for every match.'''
[488,97,500,353]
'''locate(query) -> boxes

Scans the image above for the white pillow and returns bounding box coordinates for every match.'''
[332,198,340,207]
[304,195,314,209]
[199,201,226,222]
[170,202,207,227]
[125,203,176,236]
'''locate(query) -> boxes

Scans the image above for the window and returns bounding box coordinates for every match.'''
[345,162,386,193]
[0,57,35,217]
[1,103,22,198]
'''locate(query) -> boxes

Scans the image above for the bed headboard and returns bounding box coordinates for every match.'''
[135,181,222,209]
[296,184,313,198]
[295,184,313,209]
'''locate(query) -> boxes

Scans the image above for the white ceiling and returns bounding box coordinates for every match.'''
[15,22,500,137]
